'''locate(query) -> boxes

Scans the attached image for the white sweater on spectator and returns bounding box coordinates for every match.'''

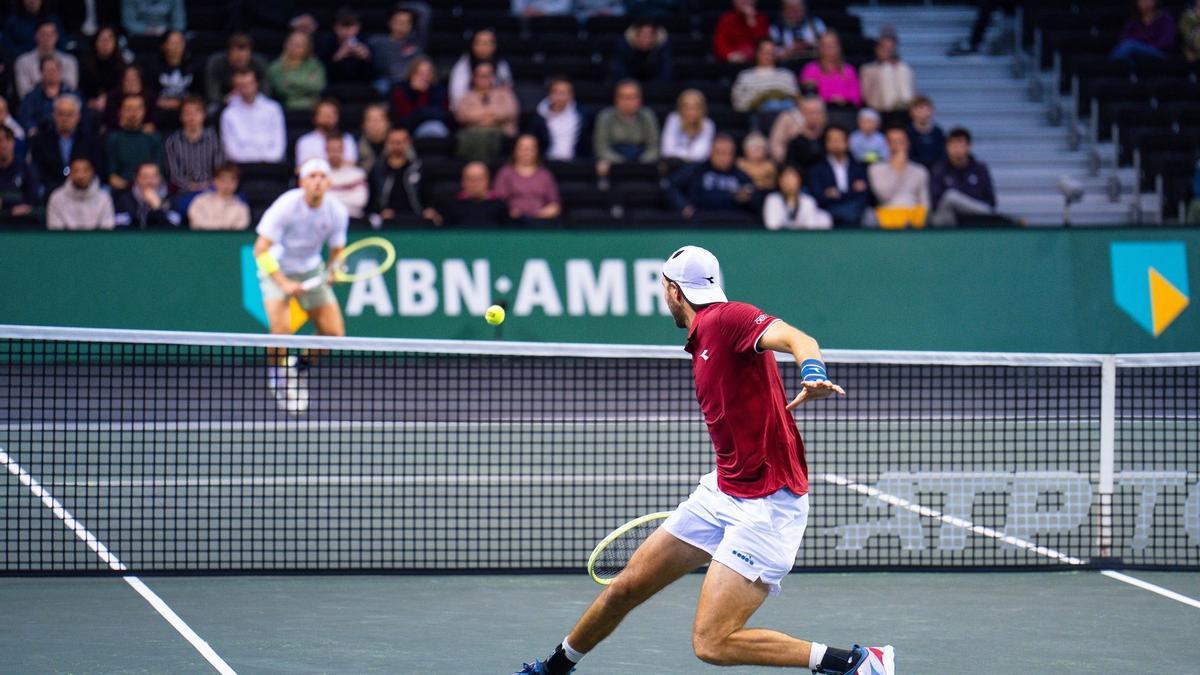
[219,94,286,163]
[327,164,370,218]
[660,112,715,163]
[868,160,930,207]
[731,67,799,112]
[763,192,832,230]
[859,60,916,113]
[15,50,79,99]
[536,97,582,161]
[46,178,115,230]
[294,130,358,167]
[188,192,250,230]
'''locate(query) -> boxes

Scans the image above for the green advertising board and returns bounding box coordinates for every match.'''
[1,229,1197,353]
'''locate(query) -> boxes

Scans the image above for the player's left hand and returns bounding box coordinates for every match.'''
[786,380,846,410]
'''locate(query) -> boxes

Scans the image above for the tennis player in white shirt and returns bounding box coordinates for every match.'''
[251,158,350,412]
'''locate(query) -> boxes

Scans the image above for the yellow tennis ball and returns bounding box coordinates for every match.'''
[485,305,506,326]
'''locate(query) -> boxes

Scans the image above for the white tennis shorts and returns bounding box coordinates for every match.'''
[662,471,809,597]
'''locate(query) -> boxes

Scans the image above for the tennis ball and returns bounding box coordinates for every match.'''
[485,305,506,326]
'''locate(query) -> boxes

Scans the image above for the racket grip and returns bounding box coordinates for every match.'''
[300,276,323,292]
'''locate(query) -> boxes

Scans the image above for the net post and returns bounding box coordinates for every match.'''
[1097,356,1117,560]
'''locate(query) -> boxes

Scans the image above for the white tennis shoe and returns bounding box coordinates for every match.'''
[267,363,309,414]
[853,645,895,675]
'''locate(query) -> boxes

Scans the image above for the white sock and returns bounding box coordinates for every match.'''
[808,642,828,671]
[561,637,585,663]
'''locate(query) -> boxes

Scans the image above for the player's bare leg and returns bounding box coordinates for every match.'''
[566,527,711,653]
[692,561,810,666]
[692,561,890,673]
[308,301,346,338]
[263,297,306,412]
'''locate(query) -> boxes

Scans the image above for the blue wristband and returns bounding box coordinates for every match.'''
[800,359,828,383]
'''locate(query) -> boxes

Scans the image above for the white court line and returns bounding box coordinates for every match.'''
[818,473,1200,610]
[44,473,698,489]
[816,472,1087,565]
[0,447,237,675]
[1100,571,1200,610]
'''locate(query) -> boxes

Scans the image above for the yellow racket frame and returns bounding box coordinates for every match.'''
[329,236,397,283]
[586,511,673,585]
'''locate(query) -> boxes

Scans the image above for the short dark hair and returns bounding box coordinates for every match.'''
[823,124,850,143]
[335,9,361,27]
[631,18,657,30]
[232,67,257,81]
[228,33,252,50]
[181,95,206,112]
[547,75,573,90]
[947,127,972,144]
[36,18,57,31]
[214,162,240,180]
[883,124,908,136]
[911,94,933,108]
[389,6,415,21]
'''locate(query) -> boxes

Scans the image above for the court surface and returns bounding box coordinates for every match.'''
[1,569,1198,673]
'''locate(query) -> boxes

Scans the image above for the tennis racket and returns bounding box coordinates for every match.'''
[301,236,397,291]
[586,511,673,585]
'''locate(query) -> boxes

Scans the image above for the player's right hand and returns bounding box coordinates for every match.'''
[280,279,305,297]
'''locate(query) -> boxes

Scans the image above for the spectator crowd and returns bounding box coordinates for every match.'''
[0,0,1056,231]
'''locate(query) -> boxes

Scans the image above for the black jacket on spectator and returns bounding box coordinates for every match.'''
[784,134,825,171]
[665,161,754,213]
[931,155,995,209]
[391,82,453,134]
[609,30,673,83]
[316,35,376,83]
[907,123,946,169]
[31,123,102,199]
[112,190,183,229]
[0,153,38,214]
[370,156,424,217]
[806,156,870,227]
[524,105,593,160]
[442,195,508,227]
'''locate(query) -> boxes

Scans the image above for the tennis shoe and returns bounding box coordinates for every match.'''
[851,645,894,675]
[513,658,574,674]
[267,364,309,414]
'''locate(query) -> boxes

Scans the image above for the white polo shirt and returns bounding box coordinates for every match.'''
[255,188,349,275]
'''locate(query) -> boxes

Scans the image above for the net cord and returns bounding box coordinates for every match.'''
[2,324,1198,367]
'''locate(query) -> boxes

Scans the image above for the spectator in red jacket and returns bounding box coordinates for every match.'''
[713,0,769,64]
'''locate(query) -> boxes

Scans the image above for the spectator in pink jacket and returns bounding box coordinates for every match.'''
[454,61,519,164]
[800,32,861,107]
[493,134,562,222]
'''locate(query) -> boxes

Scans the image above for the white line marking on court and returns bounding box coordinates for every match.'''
[1100,571,1200,610]
[816,472,1086,565]
[819,473,1200,610]
[0,447,238,674]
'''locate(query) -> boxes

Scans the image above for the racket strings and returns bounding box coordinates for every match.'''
[591,521,661,582]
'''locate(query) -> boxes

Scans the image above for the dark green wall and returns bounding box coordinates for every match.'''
[2,229,1197,352]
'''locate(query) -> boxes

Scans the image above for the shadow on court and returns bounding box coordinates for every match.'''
[1,571,1197,673]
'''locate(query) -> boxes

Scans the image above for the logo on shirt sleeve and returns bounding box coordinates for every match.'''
[755,314,767,324]
[700,349,710,361]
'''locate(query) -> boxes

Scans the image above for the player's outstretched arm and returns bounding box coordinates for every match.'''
[758,320,846,410]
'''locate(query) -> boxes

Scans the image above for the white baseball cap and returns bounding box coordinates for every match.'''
[298,158,331,179]
[662,245,727,305]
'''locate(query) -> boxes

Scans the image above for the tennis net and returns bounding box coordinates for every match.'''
[1,325,1197,574]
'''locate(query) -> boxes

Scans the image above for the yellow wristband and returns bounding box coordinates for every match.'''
[255,251,280,274]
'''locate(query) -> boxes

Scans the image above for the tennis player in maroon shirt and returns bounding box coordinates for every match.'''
[517,246,895,675]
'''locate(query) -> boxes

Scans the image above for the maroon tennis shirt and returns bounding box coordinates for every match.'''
[683,301,809,499]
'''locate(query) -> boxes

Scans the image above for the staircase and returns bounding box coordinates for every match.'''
[848,3,1145,226]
